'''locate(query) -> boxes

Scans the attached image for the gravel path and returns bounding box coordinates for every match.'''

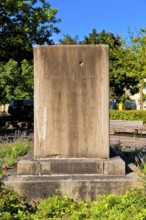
[110,135,146,152]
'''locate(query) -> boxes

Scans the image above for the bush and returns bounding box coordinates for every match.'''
[0,187,146,219]
[110,110,146,123]
[0,186,32,219]
[31,195,79,219]
[90,190,146,220]
[30,189,146,219]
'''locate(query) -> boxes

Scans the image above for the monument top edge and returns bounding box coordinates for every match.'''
[33,44,109,49]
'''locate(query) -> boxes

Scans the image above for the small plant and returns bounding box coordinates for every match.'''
[135,152,146,190]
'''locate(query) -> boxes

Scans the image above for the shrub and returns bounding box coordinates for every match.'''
[110,110,146,123]
[0,186,32,219]
[0,187,146,219]
[30,189,146,220]
[90,190,146,220]
[31,195,79,219]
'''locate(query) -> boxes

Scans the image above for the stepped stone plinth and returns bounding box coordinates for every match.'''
[17,156,125,176]
[3,45,137,202]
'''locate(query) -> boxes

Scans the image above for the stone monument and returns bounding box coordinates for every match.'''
[4,45,137,202]
[34,45,109,159]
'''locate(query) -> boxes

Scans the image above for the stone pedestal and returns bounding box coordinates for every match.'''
[3,45,137,202]
[4,154,138,202]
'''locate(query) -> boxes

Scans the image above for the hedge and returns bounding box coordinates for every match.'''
[110,110,146,123]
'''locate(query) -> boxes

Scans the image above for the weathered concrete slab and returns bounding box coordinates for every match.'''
[4,172,138,202]
[34,45,109,159]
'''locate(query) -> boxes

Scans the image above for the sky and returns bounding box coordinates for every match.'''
[48,0,146,44]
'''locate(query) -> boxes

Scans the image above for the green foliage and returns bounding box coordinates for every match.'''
[0,187,33,219]
[81,29,135,98]
[0,0,60,102]
[31,195,79,219]
[80,28,146,100]
[0,59,33,103]
[128,29,146,81]
[69,201,90,220]
[110,46,139,98]
[141,165,146,190]
[59,34,80,45]
[135,152,146,190]
[113,29,146,106]
[82,29,122,48]
[29,189,146,219]
[0,138,32,174]
[0,187,146,219]
[90,190,146,220]
[0,0,60,62]
[110,110,146,123]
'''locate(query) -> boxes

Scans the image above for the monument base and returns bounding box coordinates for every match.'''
[3,156,140,202]
[17,156,125,176]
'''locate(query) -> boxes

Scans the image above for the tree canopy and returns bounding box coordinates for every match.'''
[1,0,146,106]
[59,34,80,45]
[82,29,122,48]
[0,0,61,103]
[0,0,60,62]
[0,59,33,103]
[114,29,146,107]
[82,29,145,100]
[59,29,143,100]
[81,29,127,98]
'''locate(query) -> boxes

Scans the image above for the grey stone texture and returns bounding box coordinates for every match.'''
[4,172,138,202]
